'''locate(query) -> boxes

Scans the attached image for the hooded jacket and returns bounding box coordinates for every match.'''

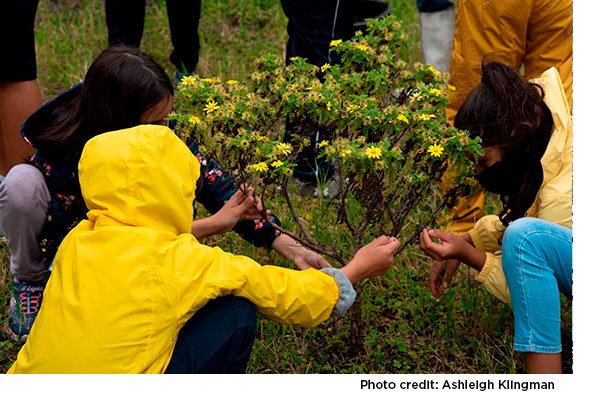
[21,84,282,269]
[8,125,340,373]
[467,67,572,304]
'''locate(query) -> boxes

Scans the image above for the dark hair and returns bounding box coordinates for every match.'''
[455,62,554,224]
[26,46,173,154]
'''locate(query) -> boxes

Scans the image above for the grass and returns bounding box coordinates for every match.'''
[0,0,571,374]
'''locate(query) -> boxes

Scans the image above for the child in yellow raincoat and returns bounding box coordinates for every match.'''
[7,123,400,374]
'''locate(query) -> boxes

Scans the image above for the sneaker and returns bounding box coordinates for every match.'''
[9,280,45,341]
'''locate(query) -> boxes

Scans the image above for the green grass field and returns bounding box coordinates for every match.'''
[0,0,571,373]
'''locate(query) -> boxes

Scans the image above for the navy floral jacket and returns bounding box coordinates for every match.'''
[22,87,281,267]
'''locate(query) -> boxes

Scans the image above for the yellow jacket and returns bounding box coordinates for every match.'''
[8,125,340,373]
[447,0,572,124]
[467,67,572,304]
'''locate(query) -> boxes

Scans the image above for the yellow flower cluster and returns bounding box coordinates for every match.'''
[249,162,269,173]
[397,114,409,124]
[428,88,443,97]
[204,100,219,113]
[330,39,343,47]
[419,114,435,121]
[427,144,444,158]
[188,115,201,126]
[180,75,198,88]
[274,142,292,156]
[364,146,382,159]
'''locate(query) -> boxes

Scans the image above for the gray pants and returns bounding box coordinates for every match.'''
[0,164,50,282]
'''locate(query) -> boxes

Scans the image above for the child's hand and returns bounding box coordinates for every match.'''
[342,236,401,284]
[429,259,460,298]
[213,187,267,233]
[419,228,486,272]
[192,186,270,240]
[419,228,466,262]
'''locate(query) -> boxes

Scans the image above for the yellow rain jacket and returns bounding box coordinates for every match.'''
[467,67,572,304]
[8,125,340,373]
[447,0,573,124]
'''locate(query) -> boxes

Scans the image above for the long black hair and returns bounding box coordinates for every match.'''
[454,62,554,225]
[24,46,173,154]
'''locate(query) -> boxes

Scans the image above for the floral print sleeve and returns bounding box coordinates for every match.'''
[188,140,282,249]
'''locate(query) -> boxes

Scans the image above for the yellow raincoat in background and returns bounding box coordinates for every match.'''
[447,0,573,124]
[467,67,572,304]
[8,125,339,373]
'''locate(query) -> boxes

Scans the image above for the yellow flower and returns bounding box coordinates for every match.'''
[448,84,457,91]
[375,161,385,170]
[364,146,382,159]
[250,162,269,173]
[180,75,198,88]
[427,144,445,158]
[427,65,438,74]
[346,103,359,112]
[290,56,300,62]
[397,114,409,123]
[188,115,201,126]
[271,160,284,168]
[320,63,331,72]
[330,39,343,47]
[340,149,352,157]
[240,140,250,149]
[226,79,238,85]
[318,140,329,148]
[274,143,292,156]
[429,88,443,97]
[204,100,219,113]
[356,44,369,51]
[326,101,332,111]
[419,114,436,121]
[283,168,293,177]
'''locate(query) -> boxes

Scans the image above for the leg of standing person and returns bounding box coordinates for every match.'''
[502,218,572,374]
[0,164,51,339]
[105,0,146,48]
[280,0,354,189]
[0,0,42,176]
[164,295,257,373]
[523,0,572,110]
[416,0,455,73]
[165,0,202,76]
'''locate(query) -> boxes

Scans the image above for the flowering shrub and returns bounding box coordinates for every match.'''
[170,16,482,266]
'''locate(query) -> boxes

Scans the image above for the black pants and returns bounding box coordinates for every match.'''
[165,295,257,374]
[105,0,201,73]
[280,0,355,184]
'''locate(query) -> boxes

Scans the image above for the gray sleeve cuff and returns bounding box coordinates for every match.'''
[320,267,356,317]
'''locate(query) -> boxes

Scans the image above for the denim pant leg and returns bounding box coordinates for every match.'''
[502,218,572,353]
[0,164,50,282]
[165,295,257,374]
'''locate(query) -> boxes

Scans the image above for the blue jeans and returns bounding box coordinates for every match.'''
[502,218,572,353]
[165,295,257,373]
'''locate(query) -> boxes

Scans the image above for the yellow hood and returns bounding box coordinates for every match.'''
[79,125,200,235]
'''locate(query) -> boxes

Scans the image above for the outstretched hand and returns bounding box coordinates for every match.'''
[214,186,269,232]
[342,236,401,284]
